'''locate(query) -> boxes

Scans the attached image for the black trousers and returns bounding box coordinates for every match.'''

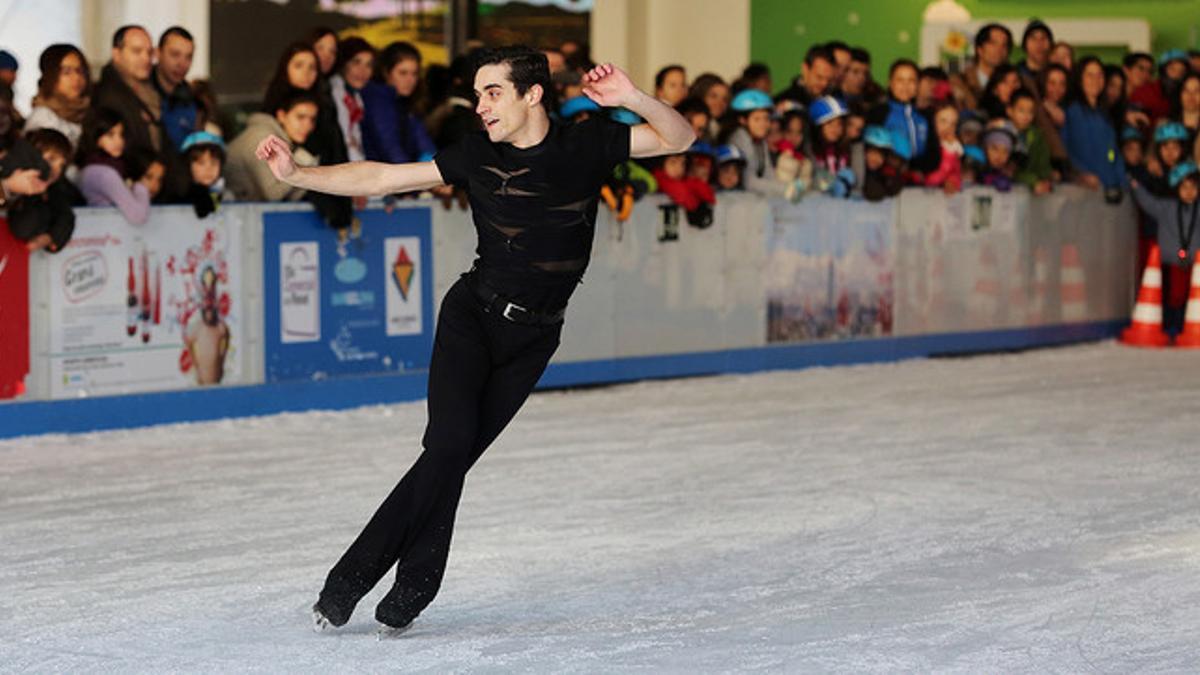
[317,273,563,627]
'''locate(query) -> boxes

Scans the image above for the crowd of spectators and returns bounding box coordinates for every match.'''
[2,19,1200,303]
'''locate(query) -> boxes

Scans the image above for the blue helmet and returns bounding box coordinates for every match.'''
[731,89,773,113]
[1169,160,1200,188]
[808,96,848,126]
[1159,49,1189,67]
[715,144,746,165]
[610,107,643,125]
[1120,126,1143,144]
[1154,121,1189,144]
[862,125,893,151]
[687,141,716,157]
[180,131,226,153]
[560,95,599,119]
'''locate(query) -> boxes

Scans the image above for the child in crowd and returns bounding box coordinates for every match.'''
[653,142,716,228]
[714,144,746,191]
[958,110,987,184]
[1130,160,1200,334]
[773,109,812,202]
[559,95,598,123]
[600,108,656,222]
[181,131,232,219]
[726,88,788,197]
[924,103,962,193]
[808,95,856,198]
[870,59,939,182]
[1009,88,1053,194]
[1146,121,1189,196]
[6,128,79,252]
[78,107,153,225]
[675,97,711,141]
[978,122,1019,192]
[861,125,904,201]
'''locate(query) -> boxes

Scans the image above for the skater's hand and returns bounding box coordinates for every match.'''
[256,134,298,182]
[582,63,638,108]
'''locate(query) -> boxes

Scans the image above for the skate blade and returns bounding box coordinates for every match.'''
[376,622,413,640]
[312,604,336,633]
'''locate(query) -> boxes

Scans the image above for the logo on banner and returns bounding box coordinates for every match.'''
[384,237,421,336]
[281,242,320,343]
[392,245,414,300]
[61,250,108,303]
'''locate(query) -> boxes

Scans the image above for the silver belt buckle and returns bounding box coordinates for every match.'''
[502,301,526,321]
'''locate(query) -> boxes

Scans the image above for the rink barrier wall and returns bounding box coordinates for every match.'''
[0,187,1136,439]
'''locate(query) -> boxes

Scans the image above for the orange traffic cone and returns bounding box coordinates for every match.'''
[1120,244,1171,347]
[1173,251,1200,347]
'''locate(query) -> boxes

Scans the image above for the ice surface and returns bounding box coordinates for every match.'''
[2,342,1199,672]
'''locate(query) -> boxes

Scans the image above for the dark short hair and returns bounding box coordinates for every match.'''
[919,66,948,81]
[474,45,552,100]
[335,37,376,75]
[825,40,851,57]
[804,44,835,68]
[1009,87,1036,107]
[974,23,1013,53]
[274,89,320,114]
[1123,52,1153,69]
[112,25,148,49]
[26,127,72,160]
[159,26,194,49]
[655,64,685,90]
[377,41,421,79]
[674,96,709,118]
[186,143,225,166]
[850,47,871,65]
[889,58,919,79]
[741,62,770,81]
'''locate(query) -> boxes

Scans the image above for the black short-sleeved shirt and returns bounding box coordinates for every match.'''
[435,115,630,309]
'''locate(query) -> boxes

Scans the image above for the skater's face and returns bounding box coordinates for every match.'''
[1179,177,1198,204]
[287,51,319,91]
[190,148,221,187]
[742,109,771,140]
[40,149,66,184]
[474,63,543,144]
[717,161,741,189]
[387,57,420,98]
[276,101,318,144]
[98,122,125,158]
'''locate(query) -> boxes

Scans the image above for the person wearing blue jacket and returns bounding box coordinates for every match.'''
[361,42,436,166]
[867,59,940,176]
[1062,56,1126,201]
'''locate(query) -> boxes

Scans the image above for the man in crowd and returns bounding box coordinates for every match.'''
[950,23,1013,111]
[94,26,164,164]
[154,26,201,201]
[776,44,836,108]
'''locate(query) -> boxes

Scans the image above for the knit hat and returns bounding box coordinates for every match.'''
[0,50,17,71]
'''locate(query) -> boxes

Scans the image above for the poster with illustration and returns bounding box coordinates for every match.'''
[45,207,245,399]
[262,207,433,382]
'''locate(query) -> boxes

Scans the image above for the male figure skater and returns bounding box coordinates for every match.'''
[257,46,693,635]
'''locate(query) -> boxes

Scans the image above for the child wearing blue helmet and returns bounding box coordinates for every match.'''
[809,95,857,198]
[1130,160,1200,334]
[726,88,789,198]
[1146,121,1190,196]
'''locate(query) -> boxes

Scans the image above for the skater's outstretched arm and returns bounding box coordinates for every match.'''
[581,63,695,158]
[255,134,446,197]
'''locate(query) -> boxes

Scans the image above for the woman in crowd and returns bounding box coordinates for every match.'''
[979,63,1021,120]
[328,37,375,163]
[1062,56,1125,197]
[361,41,436,165]
[303,28,348,168]
[226,90,320,202]
[24,44,90,153]
[77,107,155,224]
[262,42,320,117]
[1171,72,1200,143]
[688,73,730,143]
[1039,63,1070,129]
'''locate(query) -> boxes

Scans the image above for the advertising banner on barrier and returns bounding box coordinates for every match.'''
[43,208,246,398]
[0,219,30,400]
[765,197,894,342]
[262,207,434,382]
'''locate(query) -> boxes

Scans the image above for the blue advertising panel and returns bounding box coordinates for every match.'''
[263,207,434,382]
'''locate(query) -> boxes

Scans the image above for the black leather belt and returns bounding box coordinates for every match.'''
[466,273,566,325]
